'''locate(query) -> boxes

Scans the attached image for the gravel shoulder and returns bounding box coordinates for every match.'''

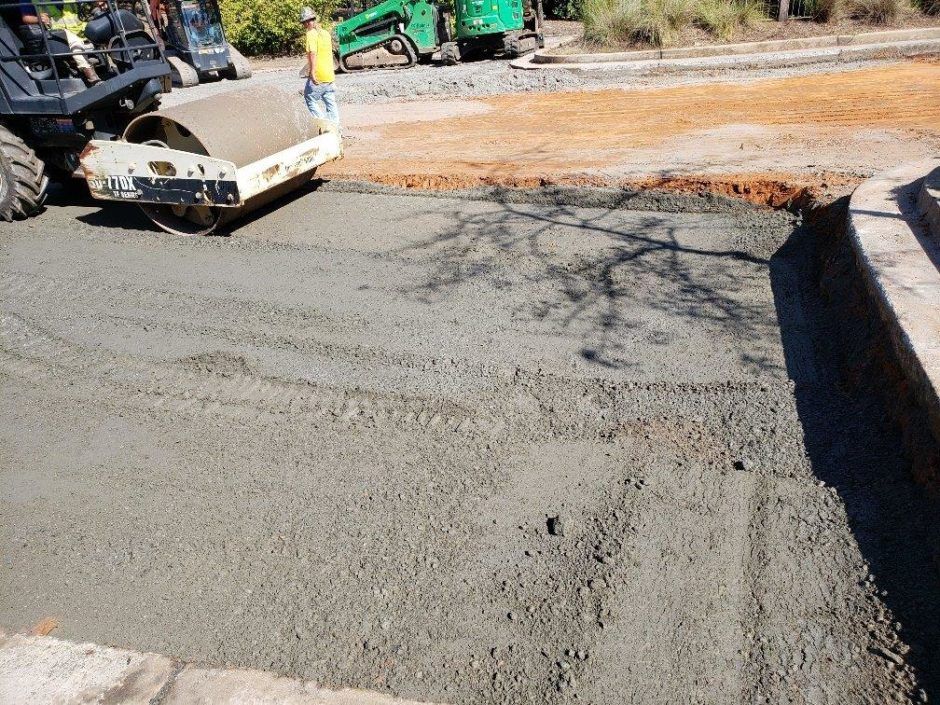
[2,185,938,703]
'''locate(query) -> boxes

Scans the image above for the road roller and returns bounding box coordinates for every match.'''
[79,86,342,235]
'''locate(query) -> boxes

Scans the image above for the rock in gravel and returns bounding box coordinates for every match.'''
[734,457,754,472]
[547,515,565,536]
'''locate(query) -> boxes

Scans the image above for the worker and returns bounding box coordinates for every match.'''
[18,1,100,85]
[300,6,339,125]
[148,0,168,37]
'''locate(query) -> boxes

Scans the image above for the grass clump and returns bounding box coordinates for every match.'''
[812,0,911,21]
[583,0,765,46]
[583,0,692,47]
[693,0,765,39]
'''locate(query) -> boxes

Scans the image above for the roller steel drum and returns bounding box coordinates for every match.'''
[124,86,334,235]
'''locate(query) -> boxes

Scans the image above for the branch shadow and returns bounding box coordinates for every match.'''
[386,191,778,373]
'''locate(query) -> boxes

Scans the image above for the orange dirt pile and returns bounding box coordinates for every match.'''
[29,616,59,636]
[329,63,940,182]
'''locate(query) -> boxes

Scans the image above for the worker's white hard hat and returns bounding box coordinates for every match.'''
[300,6,318,22]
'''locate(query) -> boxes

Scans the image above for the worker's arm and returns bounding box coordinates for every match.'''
[19,3,50,25]
[307,48,316,82]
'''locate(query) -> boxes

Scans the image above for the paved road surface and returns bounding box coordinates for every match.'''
[2,184,939,703]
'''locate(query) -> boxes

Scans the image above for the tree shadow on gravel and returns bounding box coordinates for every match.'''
[772,199,940,700]
[389,194,777,372]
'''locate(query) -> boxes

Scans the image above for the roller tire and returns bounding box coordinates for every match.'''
[0,125,48,222]
[440,41,460,65]
[223,45,252,80]
[168,55,199,88]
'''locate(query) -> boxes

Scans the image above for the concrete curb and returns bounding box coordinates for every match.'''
[847,160,940,444]
[0,632,440,705]
[511,32,940,71]
[529,26,940,63]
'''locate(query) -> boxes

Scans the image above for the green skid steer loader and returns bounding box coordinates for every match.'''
[332,0,447,71]
[332,0,542,71]
[440,0,543,64]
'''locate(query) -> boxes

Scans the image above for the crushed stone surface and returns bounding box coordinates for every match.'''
[2,186,939,704]
[162,54,914,108]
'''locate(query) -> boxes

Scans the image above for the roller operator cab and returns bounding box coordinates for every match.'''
[153,0,251,87]
[0,0,170,220]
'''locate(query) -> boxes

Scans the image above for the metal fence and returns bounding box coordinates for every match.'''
[767,0,817,20]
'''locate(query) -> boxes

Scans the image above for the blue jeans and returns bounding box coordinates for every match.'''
[304,80,340,124]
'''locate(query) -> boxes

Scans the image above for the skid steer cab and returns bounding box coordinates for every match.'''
[150,0,251,87]
[0,0,170,220]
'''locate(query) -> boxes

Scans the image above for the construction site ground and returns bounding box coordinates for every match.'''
[3,53,940,704]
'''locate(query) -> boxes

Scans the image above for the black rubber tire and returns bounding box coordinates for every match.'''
[440,41,460,65]
[222,45,252,80]
[0,124,48,222]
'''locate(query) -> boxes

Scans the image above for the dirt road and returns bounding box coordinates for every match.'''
[164,56,940,196]
[3,184,939,703]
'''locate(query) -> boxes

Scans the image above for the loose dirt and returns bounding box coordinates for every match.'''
[329,62,940,187]
[338,172,862,208]
[2,185,939,704]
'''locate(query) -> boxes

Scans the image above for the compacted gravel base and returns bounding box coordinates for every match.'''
[2,186,939,704]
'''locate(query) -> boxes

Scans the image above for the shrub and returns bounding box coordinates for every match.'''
[583,0,693,46]
[693,0,764,40]
[544,0,583,19]
[582,0,766,46]
[220,0,336,55]
[812,0,910,21]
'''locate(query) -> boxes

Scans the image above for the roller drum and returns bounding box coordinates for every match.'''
[124,86,328,235]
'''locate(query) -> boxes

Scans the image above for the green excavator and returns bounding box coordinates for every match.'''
[332,0,543,71]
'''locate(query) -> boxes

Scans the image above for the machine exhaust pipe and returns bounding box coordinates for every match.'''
[80,86,342,235]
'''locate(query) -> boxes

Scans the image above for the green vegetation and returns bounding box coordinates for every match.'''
[694,0,765,39]
[543,0,583,19]
[219,0,335,55]
[583,0,764,46]
[812,0,910,22]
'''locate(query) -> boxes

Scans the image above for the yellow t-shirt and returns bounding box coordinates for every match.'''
[305,28,335,85]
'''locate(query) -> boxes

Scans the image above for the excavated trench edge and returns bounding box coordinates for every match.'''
[330,172,864,212]
[322,174,940,491]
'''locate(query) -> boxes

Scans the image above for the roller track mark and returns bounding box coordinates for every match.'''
[0,313,503,438]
